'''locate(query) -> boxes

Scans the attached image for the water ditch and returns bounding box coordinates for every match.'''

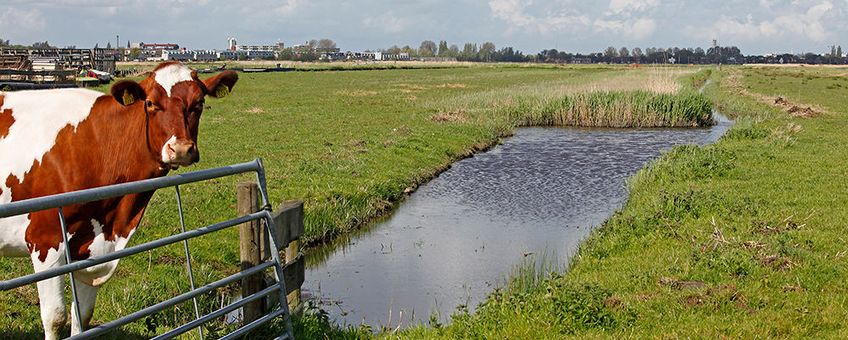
[304,111,732,329]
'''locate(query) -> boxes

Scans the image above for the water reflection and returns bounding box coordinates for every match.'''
[305,118,730,329]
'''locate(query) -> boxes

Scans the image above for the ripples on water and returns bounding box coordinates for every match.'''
[305,122,730,329]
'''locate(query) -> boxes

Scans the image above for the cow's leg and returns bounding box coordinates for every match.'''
[31,251,67,340]
[70,278,98,335]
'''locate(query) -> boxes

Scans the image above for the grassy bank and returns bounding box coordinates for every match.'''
[397,66,848,338]
[0,64,713,337]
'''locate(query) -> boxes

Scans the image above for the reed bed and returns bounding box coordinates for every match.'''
[510,90,713,128]
[431,68,714,128]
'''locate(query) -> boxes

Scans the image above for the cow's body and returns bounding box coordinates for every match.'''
[0,62,237,339]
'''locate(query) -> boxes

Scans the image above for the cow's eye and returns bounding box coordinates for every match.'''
[144,100,160,113]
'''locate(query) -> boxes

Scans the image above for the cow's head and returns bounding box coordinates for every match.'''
[110,62,238,169]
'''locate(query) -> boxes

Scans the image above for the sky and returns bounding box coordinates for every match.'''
[0,0,846,55]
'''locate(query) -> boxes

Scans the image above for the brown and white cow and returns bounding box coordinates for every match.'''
[0,61,237,339]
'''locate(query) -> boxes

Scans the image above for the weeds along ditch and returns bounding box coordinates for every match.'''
[401,67,848,338]
[0,65,721,337]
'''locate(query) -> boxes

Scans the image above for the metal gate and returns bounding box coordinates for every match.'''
[0,159,296,339]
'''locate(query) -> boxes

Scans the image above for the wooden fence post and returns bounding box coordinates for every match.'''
[285,238,301,310]
[237,182,264,324]
[264,200,304,311]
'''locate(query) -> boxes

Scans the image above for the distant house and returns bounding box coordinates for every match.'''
[192,50,217,62]
[246,50,276,60]
[133,42,181,61]
[374,52,410,61]
[162,50,193,61]
[217,50,248,60]
[239,43,284,52]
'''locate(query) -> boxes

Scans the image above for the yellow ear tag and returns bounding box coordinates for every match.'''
[122,89,135,105]
[215,85,230,98]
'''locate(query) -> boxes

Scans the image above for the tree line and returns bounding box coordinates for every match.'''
[377,40,528,62]
[3,36,846,65]
[0,38,55,49]
[540,46,745,64]
[749,45,844,65]
[380,41,750,64]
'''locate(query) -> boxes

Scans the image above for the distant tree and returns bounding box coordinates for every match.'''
[448,44,459,58]
[317,38,336,51]
[307,39,319,50]
[401,45,417,57]
[618,47,630,62]
[0,38,10,47]
[32,41,54,49]
[479,42,496,61]
[419,40,437,57]
[106,42,112,49]
[94,43,99,49]
[631,47,643,59]
[838,45,843,59]
[538,49,562,63]
[459,43,477,60]
[603,46,618,62]
[386,45,401,54]
[129,47,141,60]
[804,52,821,64]
[437,40,449,57]
[277,48,294,60]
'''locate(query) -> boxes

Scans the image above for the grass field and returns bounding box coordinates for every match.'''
[7,62,842,338]
[396,66,848,338]
[1,64,704,337]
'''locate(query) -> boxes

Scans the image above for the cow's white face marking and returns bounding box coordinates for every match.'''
[160,135,178,166]
[154,64,194,97]
[0,88,101,257]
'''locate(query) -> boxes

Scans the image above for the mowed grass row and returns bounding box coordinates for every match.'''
[1,65,629,336]
[397,67,848,338]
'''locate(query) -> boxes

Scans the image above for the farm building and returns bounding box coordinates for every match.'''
[0,48,117,73]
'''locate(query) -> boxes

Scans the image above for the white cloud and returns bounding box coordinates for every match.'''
[488,0,653,39]
[363,11,409,34]
[607,0,659,15]
[593,17,656,39]
[0,8,47,34]
[488,0,535,28]
[274,0,302,15]
[488,0,590,35]
[700,1,834,43]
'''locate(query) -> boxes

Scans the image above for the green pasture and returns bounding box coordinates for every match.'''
[399,66,848,338]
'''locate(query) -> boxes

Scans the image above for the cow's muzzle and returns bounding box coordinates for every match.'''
[161,137,199,168]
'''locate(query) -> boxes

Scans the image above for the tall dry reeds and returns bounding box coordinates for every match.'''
[430,67,714,128]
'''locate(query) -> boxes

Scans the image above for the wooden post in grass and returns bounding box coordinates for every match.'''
[267,200,304,311]
[237,182,264,324]
[285,233,301,310]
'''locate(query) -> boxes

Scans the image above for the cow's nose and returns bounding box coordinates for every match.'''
[190,145,200,163]
[172,141,196,165]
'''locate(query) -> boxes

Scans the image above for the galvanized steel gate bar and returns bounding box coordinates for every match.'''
[0,159,295,339]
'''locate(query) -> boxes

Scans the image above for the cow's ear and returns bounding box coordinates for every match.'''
[110,80,147,106]
[203,70,238,98]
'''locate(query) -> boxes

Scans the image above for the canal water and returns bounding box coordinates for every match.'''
[304,115,732,329]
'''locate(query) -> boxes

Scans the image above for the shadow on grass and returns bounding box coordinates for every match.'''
[0,326,150,340]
